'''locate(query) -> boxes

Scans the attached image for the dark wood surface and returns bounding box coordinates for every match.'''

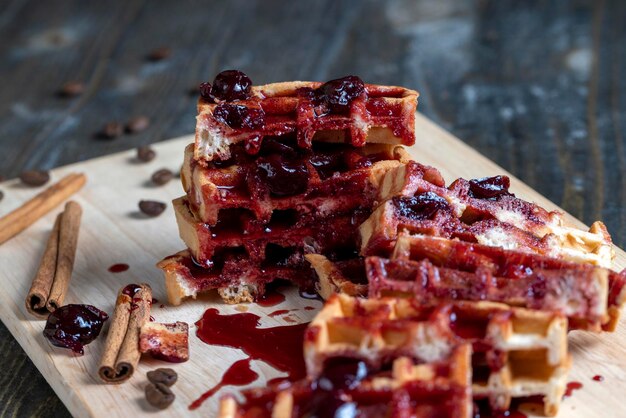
[0,0,624,416]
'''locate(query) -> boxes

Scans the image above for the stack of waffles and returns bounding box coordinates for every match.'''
[158,72,626,416]
[158,72,418,305]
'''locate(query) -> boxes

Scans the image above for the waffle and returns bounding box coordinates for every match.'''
[139,321,189,363]
[304,294,569,416]
[195,81,418,163]
[391,233,626,331]
[219,346,472,418]
[362,161,614,267]
[305,254,367,300]
[174,196,367,266]
[366,255,608,331]
[157,250,313,305]
[182,141,409,225]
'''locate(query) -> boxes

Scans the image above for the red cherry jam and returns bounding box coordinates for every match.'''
[214,104,265,130]
[43,304,109,355]
[122,284,142,297]
[315,358,369,391]
[199,82,212,100]
[256,154,308,196]
[317,75,365,113]
[469,176,512,200]
[393,192,450,220]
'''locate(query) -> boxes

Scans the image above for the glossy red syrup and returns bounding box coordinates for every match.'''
[564,381,583,397]
[121,284,141,297]
[304,306,317,311]
[189,358,258,410]
[269,309,291,317]
[257,289,286,307]
[195,309,308,381]
[592,375,604,382]
[108,263,129,273]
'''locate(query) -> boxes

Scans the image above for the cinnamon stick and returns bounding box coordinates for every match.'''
[47,201,82,311]
[0,173,86,245]
[26,215,61,318]
[99,283,152,384]
[25,201,83,318]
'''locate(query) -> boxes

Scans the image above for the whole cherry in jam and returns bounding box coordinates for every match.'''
[256,154,308,196]
[393,192,450,221]
[199,82,212,100]
[214,104,265,130]
[210,70,252,101]
[43,304,109,355]
[317,75,365,113]
[469,175,512,200]
[122,283,142,297]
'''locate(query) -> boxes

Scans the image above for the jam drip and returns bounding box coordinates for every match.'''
[189,358,258,410]
[563,381,583,398]
[192,309,308,409]
[43,304,109,355]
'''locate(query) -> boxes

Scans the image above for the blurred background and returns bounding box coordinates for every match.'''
[0,0,624,415]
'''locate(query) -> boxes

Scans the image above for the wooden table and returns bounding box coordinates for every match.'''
[0,1,623,416]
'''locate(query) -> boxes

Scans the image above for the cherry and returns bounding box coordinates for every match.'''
[210,70,252,101]
[214,104,265,130]
[393,192,450,220]
[318,75,365,113]
[43,304,109,355]
[469,176,512,200]
[122,283,142,297]
[199,82,212,100]
[259,137,299,158]
[256,154,308,196]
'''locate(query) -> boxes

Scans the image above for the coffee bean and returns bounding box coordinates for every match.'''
[145,382,175,409]
[147,368,178,386]
[136,145,156,162]
[99,122,123,139]
[147,47,171,61]
[58,81,85,98]
[139,200,166,217]
[126,116,150,134]
[151,168,173,186]
[20,170,50,187]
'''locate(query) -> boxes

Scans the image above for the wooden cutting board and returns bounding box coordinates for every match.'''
[0,113,624,418]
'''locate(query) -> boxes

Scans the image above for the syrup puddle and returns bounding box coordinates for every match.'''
[257,288,286,307]
[189,358,258,410]
[191,308,308,409]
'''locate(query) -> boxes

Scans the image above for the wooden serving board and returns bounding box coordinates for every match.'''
[0,113,624,418]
